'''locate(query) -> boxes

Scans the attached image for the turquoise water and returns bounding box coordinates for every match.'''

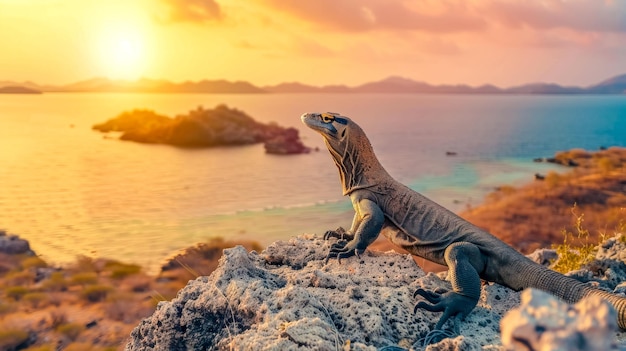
[0,93,624,273]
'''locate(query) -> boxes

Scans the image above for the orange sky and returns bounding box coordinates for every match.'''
[1,0,625,87]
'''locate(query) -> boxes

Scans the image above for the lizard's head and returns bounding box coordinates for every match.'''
[300,112,352,150]
[301,112,384,194]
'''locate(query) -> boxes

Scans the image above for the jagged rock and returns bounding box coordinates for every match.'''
[501,289,618,351]
[0,230,32,255]
[127,235,511,350]
[126,234,626,350]
[526,248,558,267]
[263,127,310,155]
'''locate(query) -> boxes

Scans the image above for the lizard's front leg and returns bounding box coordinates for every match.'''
[325,198,384,263]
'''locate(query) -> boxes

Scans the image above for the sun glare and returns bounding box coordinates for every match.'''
[96,23,146,80]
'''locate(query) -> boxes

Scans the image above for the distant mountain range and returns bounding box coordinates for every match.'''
[2,73,625,95]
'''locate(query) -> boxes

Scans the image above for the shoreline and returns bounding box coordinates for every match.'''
[3,146,620,276]
[12,156,566,276]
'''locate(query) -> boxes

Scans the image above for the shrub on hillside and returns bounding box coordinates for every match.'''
[22,292,49,309]
[48,309,68,329]
[56,322,84,342]
[3,270,35,285]
[20,256,47,270]
[105,261,141,279]
[70,272,98,286]
[41,271,67,292]
[0,328,30,351]
[80,284,113,303]
[5,286,29,301]
[551,206,599,273]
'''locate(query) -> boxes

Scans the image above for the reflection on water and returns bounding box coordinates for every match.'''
[1,93,624,273]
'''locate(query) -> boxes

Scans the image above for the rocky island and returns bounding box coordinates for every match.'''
[93,105,310,154]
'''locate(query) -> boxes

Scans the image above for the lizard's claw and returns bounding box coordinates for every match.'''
[324,241,365,264]
[323,227,354,241]
[413,289,477,331]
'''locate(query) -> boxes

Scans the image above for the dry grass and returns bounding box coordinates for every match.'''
[0,236,262,350]
[461,147,626,254]
[551,205,601,273]
[158,237,262,286]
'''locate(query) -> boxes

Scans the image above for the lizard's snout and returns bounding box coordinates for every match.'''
[300,112,313,123]
[301,112,322,128]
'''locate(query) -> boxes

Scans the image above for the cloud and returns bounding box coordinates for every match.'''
[256,0,486,33]
[252,0,626,35]
[484,0,626,33]
[160,0,222,23]
[421,38,463,55]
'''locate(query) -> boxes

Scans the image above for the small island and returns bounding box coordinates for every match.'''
[93,105,310,154]
[0,86,42,94]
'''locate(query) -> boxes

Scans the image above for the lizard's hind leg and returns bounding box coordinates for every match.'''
[413,242,485,331]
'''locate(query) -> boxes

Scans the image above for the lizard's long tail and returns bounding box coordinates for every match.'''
[520,263,626,329]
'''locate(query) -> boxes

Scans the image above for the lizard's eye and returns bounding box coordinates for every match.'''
[321,113,335,123]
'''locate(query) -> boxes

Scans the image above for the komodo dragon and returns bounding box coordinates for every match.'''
[301,111,626,331]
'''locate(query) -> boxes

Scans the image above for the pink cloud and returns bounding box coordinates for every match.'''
[160,0,222,23]
[484,0,626,33]
[256,0,486,33]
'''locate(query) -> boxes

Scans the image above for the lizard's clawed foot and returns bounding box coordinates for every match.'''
[323,227,354,241]
[413,289,477,331]
[324,240,365,264]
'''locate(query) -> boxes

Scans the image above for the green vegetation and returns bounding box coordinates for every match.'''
[70,272,98,286]
[551,206,601,273]
[42,271,67,292]
[105,261,141,279]
[23,292,49,308]
[20,256,47,269]
[5,286,29,300]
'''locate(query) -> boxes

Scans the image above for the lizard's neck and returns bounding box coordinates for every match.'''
[325,130,391,196]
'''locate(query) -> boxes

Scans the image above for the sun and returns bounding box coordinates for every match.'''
[96,23,146,80]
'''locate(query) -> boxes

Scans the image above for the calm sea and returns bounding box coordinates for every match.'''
[1,93,625,273]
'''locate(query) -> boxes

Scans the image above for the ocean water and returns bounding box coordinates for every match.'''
[1,93,625,273]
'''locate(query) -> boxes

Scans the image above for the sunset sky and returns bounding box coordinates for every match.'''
[1,0,625,87]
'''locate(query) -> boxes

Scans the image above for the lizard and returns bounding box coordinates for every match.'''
[301,111,626,331]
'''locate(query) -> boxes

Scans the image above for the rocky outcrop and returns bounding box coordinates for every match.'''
[501,289,617,351]
[0,229,33,255]
[93,105,310,154]
[125,234,626,350]
[263,127,311,155]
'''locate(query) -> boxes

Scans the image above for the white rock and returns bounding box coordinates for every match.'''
[126,234,626,351]
[501,288,618,351]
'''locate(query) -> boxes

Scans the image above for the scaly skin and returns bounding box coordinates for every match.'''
[302,112,626,331]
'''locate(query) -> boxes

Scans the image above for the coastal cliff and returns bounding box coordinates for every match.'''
[126,234,626,351]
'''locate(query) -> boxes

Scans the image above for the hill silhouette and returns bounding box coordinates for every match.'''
[2,73,626,94]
